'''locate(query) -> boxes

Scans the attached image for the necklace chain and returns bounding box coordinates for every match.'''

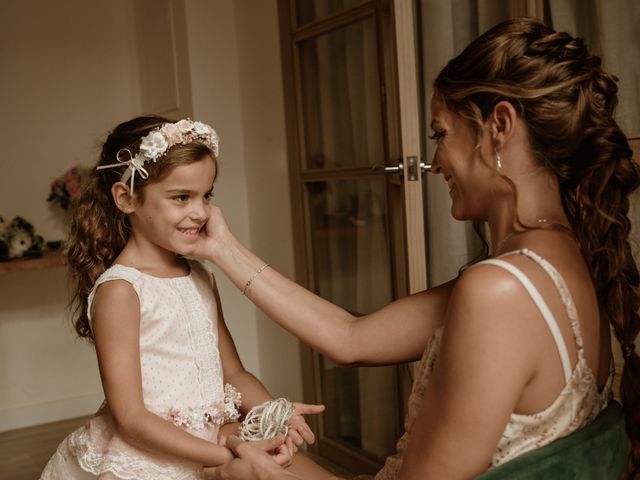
[493,219,550,256]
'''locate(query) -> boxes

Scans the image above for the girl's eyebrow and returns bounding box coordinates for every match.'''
[165,188,193,194]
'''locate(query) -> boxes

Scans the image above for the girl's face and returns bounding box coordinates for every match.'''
[129,156,216,258]
[429,96,495,221]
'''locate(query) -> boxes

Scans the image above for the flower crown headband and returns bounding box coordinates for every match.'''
[97,119,219,192]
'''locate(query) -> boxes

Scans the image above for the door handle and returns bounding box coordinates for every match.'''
[384,163,403,174]
[382,157,432,180]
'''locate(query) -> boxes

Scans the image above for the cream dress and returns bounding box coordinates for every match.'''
[40,261,241,480]
[365,249,612,479]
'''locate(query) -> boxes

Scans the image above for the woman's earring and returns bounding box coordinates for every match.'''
[495,149,502,170]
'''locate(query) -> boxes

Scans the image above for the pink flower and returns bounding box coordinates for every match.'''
[175,119,193,134]
[160,123,182,143]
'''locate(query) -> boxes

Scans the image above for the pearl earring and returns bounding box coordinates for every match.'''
[495,149,502,170]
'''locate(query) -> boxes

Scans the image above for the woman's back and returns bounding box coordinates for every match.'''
[373,230,612,479]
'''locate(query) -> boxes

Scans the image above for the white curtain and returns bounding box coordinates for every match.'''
[548,0,640,135]
[308,8,397,460]
[419,1,512,286]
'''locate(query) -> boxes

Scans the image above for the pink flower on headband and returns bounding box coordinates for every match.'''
[161,123,182,143]
[175,119,194,134]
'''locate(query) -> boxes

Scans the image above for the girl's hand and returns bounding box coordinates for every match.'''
[218,421,241,447]
[287,402,325,447]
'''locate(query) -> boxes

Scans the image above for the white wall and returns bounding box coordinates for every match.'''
[234,0,303,401]
[0,0,302,431]
[183,0,302,401]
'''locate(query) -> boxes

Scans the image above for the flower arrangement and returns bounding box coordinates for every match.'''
[47,166,90,210]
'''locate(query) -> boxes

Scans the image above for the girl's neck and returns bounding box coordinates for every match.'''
[116,238,189,278]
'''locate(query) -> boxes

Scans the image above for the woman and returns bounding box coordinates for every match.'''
[196,17,640,479]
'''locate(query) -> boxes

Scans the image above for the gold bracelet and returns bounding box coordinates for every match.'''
[241,263,270,296]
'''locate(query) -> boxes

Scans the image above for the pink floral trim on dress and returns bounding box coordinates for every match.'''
[165,384,242,430]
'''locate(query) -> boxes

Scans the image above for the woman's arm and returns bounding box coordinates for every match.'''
[212,275,325,446]
[398,265,538,479]
[92,281,233,466]
[194,207,453,366]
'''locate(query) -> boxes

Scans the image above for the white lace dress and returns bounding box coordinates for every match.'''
[367,249,613,479]
[40,262,240,480]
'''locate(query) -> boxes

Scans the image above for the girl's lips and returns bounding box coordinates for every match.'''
[178,227,200,237]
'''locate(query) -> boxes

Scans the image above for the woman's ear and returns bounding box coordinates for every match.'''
[111,182,136,214]
[489,100,518,149]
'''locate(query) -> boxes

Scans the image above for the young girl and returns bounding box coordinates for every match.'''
[40,116,323,479]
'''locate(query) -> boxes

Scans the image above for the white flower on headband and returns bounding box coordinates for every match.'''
[97,118,219,192]
[140,131,169,160]
[193,121,211,136]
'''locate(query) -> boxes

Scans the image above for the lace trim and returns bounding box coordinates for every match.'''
[165,384,242,429]
[68,428,203,480]
[178,272,224,402]
[520,249,584,356]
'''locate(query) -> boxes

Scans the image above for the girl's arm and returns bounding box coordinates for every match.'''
[92,280,234,467]
[194,207,453,366]
[398,264,539,479]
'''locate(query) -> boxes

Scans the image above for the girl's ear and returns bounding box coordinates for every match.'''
[111,182,136,214]
[489,100,518,149]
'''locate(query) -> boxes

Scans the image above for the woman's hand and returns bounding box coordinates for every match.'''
[193,206,233,261]
[287,402,325,447]
[203,435,299,480]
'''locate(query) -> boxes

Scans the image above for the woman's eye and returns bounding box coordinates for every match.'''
[174,194,189,202]
[428,131,445,142]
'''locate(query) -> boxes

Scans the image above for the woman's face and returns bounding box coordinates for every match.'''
[429,95,495,221]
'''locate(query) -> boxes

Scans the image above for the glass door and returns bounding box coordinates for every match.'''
[278,0,426,472]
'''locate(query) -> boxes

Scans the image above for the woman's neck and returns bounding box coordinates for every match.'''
[488,168,569,256]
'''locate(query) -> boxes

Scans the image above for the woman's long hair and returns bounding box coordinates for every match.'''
[67,116,216,343]
[435,18,640,476]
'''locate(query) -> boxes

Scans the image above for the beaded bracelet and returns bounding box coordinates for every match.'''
[241,263,270,296]
[239,398,294,441]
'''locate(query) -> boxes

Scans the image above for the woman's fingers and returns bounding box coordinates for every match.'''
[288,427,304,446]
[292,402,325,415]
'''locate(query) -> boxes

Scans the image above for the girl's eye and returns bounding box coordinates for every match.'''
[205,192,214,202]
[428,131,446,143]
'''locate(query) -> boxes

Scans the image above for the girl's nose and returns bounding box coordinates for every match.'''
[190,198,210,221]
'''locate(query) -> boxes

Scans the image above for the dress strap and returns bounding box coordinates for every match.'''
[477,257,574,383]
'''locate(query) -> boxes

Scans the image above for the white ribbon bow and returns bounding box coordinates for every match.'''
[96,148,150,193]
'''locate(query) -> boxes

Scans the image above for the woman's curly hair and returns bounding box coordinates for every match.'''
[435,17,640,477]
